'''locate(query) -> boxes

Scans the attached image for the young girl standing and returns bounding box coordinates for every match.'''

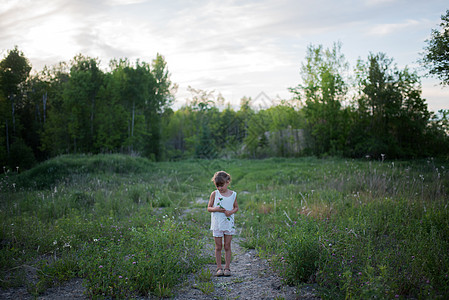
[207,171,239,276]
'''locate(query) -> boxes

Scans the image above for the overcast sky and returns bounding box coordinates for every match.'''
[1,0,448,111]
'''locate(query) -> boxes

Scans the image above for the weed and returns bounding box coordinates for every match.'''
[196,268,213,282]
[197,281,214,294]
[1,155,448,299]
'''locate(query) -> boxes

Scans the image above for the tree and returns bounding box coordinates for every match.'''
[185,86,220,158]
[0,46,32,160]
[289,42,351,156]
[353,53,432,158]
[40,62,72,156]
[94,71,128,152]
[144,54,177,159]
[422,9,449,85]
[63,55,104,153]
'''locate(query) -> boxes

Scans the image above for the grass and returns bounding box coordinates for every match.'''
[195,268,214,294]
[1,155,448,299]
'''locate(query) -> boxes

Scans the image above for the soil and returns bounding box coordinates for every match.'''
[173,236,321,300]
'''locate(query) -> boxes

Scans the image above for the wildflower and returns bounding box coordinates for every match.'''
[53,240,57,245]
[94,238,98,242]
[119,275,123,279]
[99,265,103,268]
[133,261,136,264]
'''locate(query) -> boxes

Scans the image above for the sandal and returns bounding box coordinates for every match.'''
[223,268,231,276]
[216,268,224,277]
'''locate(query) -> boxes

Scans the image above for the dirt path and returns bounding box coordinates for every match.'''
[173,236,320,300]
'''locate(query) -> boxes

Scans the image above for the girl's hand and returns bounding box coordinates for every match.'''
[224,210,233,217]
[216,207,226,213]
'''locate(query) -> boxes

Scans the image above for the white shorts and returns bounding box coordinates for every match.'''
[212,229,236,237]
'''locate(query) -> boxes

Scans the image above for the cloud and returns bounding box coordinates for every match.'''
[108,0,148,5]
[367,19,421,36]
[364,0,398,7]
[0,0,447,110]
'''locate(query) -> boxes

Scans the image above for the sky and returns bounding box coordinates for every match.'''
[0,0,448,111]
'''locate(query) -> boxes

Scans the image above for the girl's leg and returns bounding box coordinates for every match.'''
[223,234,233,270]
[214,237,223,269]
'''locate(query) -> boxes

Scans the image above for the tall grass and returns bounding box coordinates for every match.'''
[0,154,210,298]
[1,155,448,298]
[236,158,449,299]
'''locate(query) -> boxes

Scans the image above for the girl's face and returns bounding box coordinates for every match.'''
[216,180,230,193]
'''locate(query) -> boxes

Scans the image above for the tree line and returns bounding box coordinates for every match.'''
[1,11,448,169]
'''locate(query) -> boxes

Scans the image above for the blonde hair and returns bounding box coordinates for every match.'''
[211,171,231,187]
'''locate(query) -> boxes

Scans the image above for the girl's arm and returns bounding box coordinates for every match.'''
[225,195,239,217]
[207,191,225,213]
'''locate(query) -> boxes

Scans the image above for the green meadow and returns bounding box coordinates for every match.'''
[1,154,448,299]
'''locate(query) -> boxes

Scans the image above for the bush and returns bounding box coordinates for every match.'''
[280,219,320,285]
[13,154,153,189]
[8,138,36,170]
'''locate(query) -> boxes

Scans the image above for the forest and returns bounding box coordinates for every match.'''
[1,12,449,169]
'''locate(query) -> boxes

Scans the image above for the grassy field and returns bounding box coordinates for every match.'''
[1,155,448,299]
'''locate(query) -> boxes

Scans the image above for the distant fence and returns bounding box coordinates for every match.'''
[265,127,305,156]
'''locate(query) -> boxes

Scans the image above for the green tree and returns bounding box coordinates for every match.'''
[214,105,240,155]
[163,107,199,158]
[0,46,32,163]
[244,109,271,158]
[235,96,254,144]
[185,86,219,158]
[290,42,351,156]
[19,75,49,161]
[353,53,432,158]
[145,54,177,159]
[63,55,104,153]
[94,70,128,152]
[120,60,150,154]
[40,62,71,156]
[421,9,449,85]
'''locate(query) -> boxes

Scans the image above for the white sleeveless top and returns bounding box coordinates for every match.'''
[210,190,236,231]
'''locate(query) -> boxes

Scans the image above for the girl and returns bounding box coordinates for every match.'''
[207,171,239,276]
